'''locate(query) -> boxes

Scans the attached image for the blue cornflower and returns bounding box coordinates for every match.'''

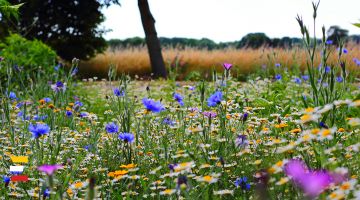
[163,117,175,126]
[51,81,66,92]
[294,77,302,84]
[43,97,52,103]
[168,163,178,172]
[113,88,125,97]
[71,67,78,76]
[325,66,331,73]
[275,63,281,67]
[84,145,92,151]
[66,110,73,117]
[29,123,50,138]
[142,98,165,113]
[17,111,30,120]
[325,40,333,45]
[207,91,223,107]
[105,122,119,134]
[33,115,48,121]
[235,135,248,148]
[301,75,309,81]
[275,74,282,81]
[74,101,83,107]
[173,93,184,106]
[242,113,248,122]
[337,47,348,54]
[319,122,329,129]
[336,76,343,83]
[235,177,250,190]
[9,92,16,99]
[54,64,61,71]
[118,132,135,143]
[79,112,88,118]
[43,188,50,198]
[16,102,23,109]
[3,176,10,185]
[302,94,307,100]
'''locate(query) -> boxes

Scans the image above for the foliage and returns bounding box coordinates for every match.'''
[327,25,349,46]
[0,34,57,84]
[0,34,56,68]
[0,0,22,19]
[0,0,119,61]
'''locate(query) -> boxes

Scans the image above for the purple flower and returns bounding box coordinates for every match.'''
[51,81,66,92]
[242,113,248,122]
[118,132,135,143]
[284,159,308,180]
[105,122,119,133]
[79,112,88,118]
[223,63,232,71]
[284,159,333,198]
[37,164,63,175]
[207,91,223,107]
[301,170,333,198]
[275,74,282,81]
[275,63,281,67]
[235,135,248,148]
[202,111,217,118]
[29,123,50,138]
[173,93,184,106]
[142,98,165,113]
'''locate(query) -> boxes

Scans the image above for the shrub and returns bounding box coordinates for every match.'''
[0,34,57,75]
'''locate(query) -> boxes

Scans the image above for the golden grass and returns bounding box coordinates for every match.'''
[79,45,360,79]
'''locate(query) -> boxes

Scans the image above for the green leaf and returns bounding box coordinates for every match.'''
[353,23,360,28]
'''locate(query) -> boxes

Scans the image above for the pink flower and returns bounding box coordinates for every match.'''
[284,159,333,198]
[223,63,232,71]
[284,159,308,181]
[202,111,217,118]
[37,164,63,175]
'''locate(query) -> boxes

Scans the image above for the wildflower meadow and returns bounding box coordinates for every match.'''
[1,2,360,200]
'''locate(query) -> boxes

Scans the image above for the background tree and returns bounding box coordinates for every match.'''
[327,25,349,46]
[237,33,271,48]
[138,0,167,78]
[0,0,119,61]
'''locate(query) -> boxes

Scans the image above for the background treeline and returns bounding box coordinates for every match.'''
[108,32,360,50]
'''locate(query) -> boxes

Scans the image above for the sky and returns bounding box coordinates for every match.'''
[102,0,360,43]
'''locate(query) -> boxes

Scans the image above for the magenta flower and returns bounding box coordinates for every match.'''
[284,159,333,198]
[284,159,308,180]
[37,164,63,175]
[300,170,333,197]
[223,63,232,71]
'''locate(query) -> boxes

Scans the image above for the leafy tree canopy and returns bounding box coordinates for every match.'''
[0,0,119,61]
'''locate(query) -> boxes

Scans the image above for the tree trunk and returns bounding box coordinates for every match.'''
[138,0,167,78]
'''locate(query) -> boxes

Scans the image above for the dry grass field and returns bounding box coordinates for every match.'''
[79,44,360,79]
